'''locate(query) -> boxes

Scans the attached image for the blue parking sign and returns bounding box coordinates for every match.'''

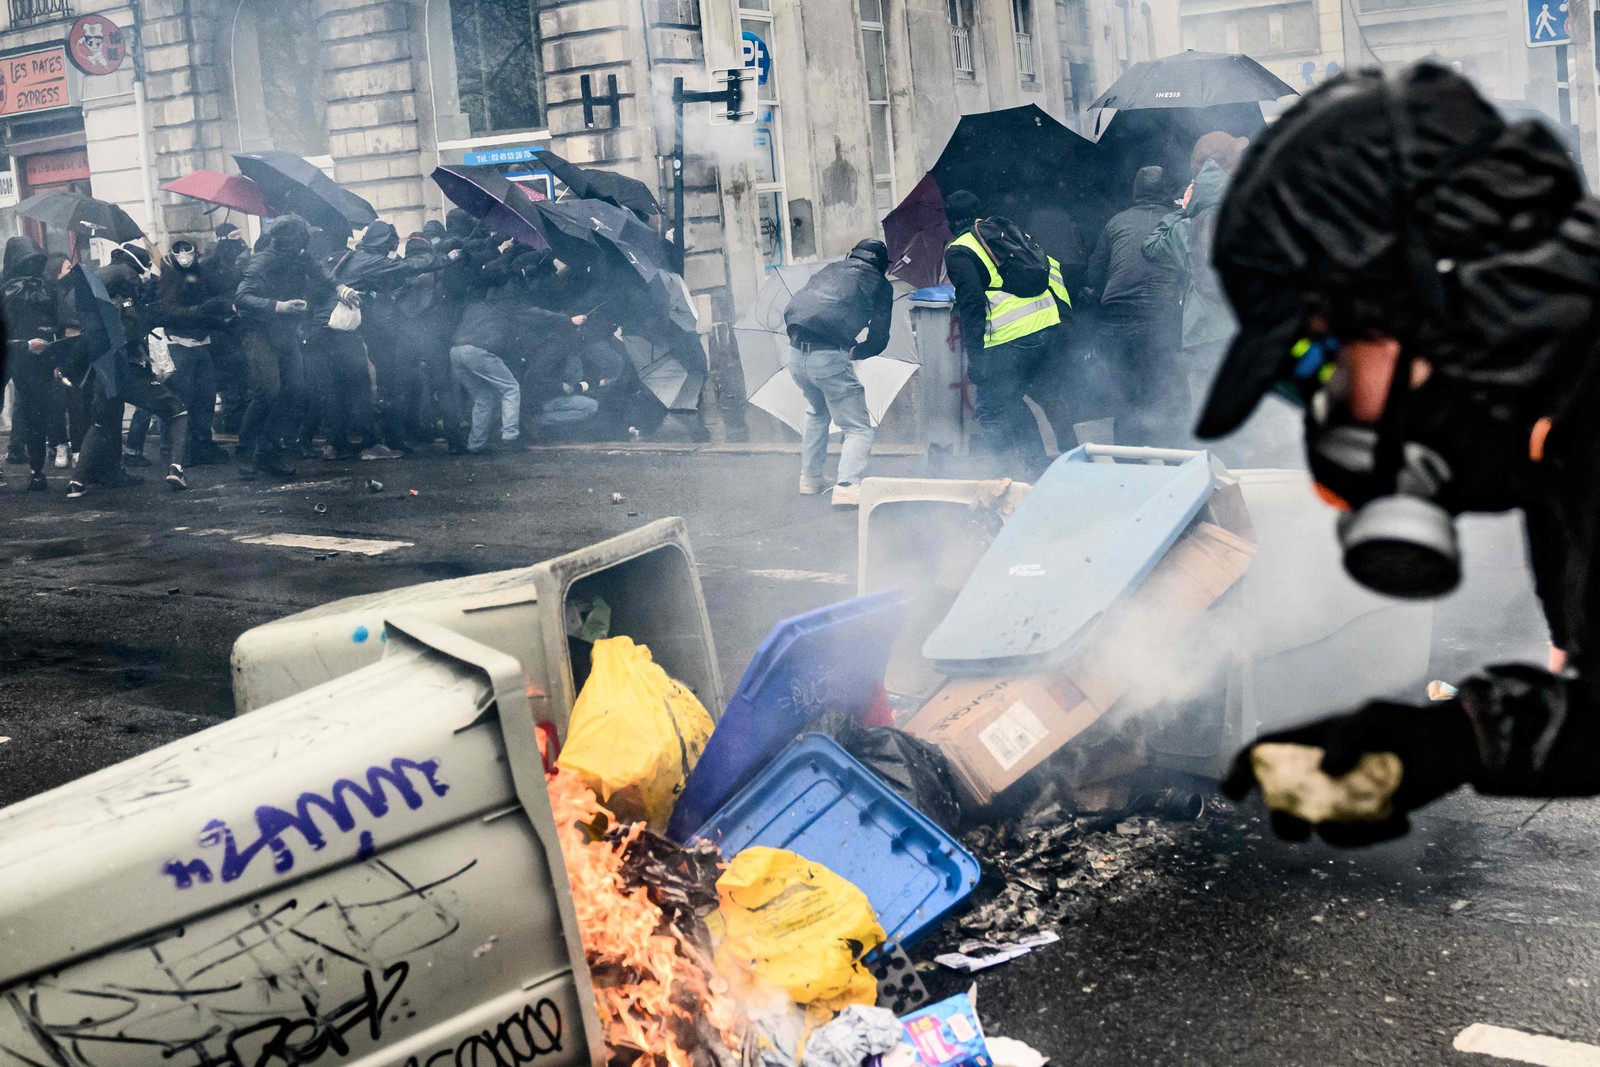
[1527,0,1570,47]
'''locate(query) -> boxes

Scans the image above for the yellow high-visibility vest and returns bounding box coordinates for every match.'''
[948,228,1068,348]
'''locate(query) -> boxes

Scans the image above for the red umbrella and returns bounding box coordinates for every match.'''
[882,172,950,290]
[160,171,271,216]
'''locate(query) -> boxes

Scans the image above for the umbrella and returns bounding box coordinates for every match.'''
[619,333,706,412]
[732,261,920,434]
[536,149,661,218]
[69,264,128,398]
[539,199,694,333]
[234,151,377,236]
[430,165,549,249]
[882,172,951,289]
[160,171,271,216]
[928,105,1103,270]
[1089,50,1295,112]
[17,191,143,241]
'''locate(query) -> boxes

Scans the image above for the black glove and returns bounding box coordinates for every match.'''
[1221,700,1481,846]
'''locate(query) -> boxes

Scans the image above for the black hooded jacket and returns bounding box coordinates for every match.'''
[326,221,445,330]
[783,240,893,358]
[1086,168,1179,315]
[159,253,235,343]
[2,237,55,354]
[235,216,336,345]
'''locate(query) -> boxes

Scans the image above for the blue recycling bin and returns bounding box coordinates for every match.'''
[667,589,907,841]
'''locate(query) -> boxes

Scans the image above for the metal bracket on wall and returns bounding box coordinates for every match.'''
[580,74,622,130]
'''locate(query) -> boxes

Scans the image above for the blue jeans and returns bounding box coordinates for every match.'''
[450,344,521,451]
[786,345,874,485]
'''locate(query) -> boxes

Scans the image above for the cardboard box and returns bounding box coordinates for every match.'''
[906,520,1256,805]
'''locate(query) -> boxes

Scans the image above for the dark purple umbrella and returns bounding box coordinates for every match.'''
[429,165,549,250]
[882,172,951,289]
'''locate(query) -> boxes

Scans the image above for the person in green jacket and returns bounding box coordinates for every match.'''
[1143,132,1248,437]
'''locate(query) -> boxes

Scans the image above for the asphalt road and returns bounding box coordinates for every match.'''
[2,439,1595,1067]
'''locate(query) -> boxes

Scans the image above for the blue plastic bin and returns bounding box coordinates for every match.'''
[689,733,980,946]
[668,589,907,841]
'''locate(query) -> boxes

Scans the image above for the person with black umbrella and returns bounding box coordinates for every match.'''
[943,190,1072,477]
[1084,165,1183,443]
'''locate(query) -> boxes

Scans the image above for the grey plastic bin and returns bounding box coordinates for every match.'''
[231,518,723,735]
[0,617,604,1066]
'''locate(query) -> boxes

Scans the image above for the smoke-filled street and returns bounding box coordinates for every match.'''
[3,444,1597,1065]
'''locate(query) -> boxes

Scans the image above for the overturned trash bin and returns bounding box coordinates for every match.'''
[0,616,605,1065]
[231,518,722,737]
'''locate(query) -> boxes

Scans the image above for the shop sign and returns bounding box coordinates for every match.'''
[67,15,128,76]
[0,171,18,209]
[0,47,70,118]
[462,145,544,166]
[24,148,90,186]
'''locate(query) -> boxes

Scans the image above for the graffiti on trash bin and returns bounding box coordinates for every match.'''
[162,756,450,889]
[402,998,564,1066]
[0,856,475,1066]
[780,664,839,717]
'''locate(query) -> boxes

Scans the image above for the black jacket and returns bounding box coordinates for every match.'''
[783,249,893,358]
[1086,199,1179,315]
[158,257,234,343]
[235,242,335,346]
[327,221,445,330]
[2,237,56,353]
[452,288,574,360]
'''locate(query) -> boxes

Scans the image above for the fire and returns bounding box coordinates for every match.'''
[547,764,743,1064]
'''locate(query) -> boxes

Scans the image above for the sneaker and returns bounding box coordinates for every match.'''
[321,444,357,461]
[27,470,47,491]
[360,443,408,460]
[122,451,152,468]
[830,482,861,509]
[66,479,87,499]
[166,464,188,491]
[53,444,69,469]
[258,454,296,479]
[798,474,827,496]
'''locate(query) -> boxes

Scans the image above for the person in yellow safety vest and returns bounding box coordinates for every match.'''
[943,189,1070,478]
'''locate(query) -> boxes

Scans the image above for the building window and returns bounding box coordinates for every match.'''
[231,0,329,156]
[741,1,788,269]
[1141,2,1156,60]
[860,0,896,212]
[451,0,544,136]
[1181,1,1318,58]
[1012,0,1035,80]
[949,0,975,76]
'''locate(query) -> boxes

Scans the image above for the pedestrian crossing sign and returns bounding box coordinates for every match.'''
[1527,0,1570,47]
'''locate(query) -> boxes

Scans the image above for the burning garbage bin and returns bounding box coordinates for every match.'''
[230,518,723,740]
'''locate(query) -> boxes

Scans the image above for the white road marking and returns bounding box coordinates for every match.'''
[1455,1024,1600,1066]
[748,568,851,585]
[270,479,347,492]
[233,533,413,556]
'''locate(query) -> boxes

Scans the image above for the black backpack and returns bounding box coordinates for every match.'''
[972,217,1049,298]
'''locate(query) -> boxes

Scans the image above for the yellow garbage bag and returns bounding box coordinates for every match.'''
[714,847,886,1015]
[557,636,715,832]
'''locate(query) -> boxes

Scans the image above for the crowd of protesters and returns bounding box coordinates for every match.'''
[0,208,666,497]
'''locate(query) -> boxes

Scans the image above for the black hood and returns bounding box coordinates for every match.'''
[1200,63,1586,438]
[849,238,889,273]
[358,220,399,255]
[110,242,152,274]
[3,236,47,281]
[445,208,477,239]
[1131,166,1168,206]
[266,215,312,255]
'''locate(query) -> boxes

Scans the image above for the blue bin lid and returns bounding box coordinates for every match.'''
[690,733,980,946]
[667,590,907,841]
[923,447,1216,673]
[910,284,955,305]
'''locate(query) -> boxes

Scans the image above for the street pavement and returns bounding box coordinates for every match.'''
[2,440,1597,1066]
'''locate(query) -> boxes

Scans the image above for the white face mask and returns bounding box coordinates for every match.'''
[175,252,195,268]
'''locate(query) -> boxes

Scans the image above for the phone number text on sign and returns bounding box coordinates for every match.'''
[0,47,70,118]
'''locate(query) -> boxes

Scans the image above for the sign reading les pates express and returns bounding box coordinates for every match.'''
[0,47,70,117]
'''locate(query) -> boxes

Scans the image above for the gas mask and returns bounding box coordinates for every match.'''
[1301,344,1538,600]
[175,251,195,268]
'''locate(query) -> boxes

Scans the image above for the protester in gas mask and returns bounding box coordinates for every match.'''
[1204,64,1600,842]
[156,239,235,465]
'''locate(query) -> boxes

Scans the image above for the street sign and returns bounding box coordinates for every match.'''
[1528,0,1570,47]
[708,66,757,126]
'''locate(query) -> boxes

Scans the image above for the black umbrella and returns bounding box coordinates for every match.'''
[234,151,377,237]
[70,264,128,398]
[542,199,695,334]
[16,191,143,241]
[430,165,549,250]
[1089,50,1295,112]
[536,149,661,219]
[930,104,1104,270]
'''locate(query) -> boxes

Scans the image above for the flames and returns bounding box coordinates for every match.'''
[547,764,743,1064]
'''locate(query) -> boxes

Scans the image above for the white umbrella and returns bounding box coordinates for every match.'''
[733,261,919,434]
